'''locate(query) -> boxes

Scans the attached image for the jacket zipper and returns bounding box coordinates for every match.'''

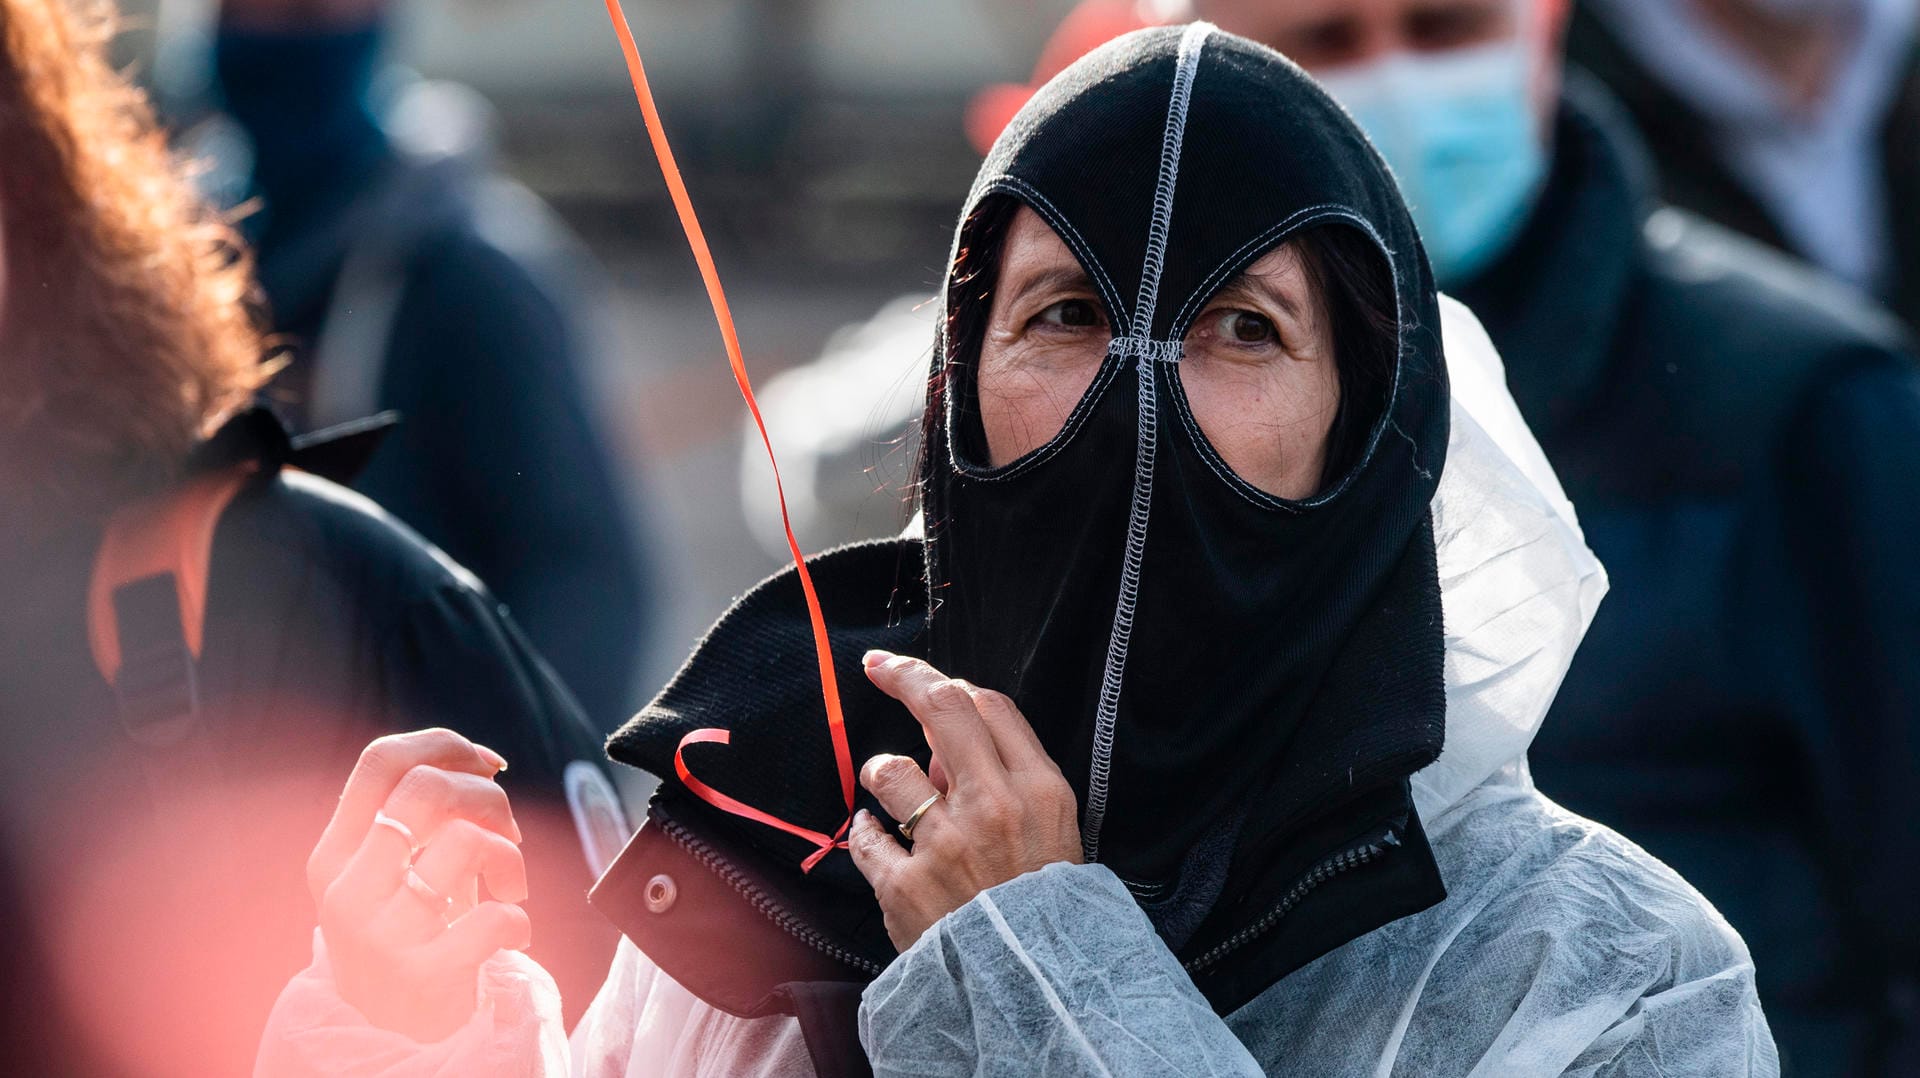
[655,814,887,976]
[659,812,1396,981]
[1182,827,1400,974]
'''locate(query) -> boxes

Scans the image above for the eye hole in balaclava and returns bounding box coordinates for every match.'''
[941,194,1396,500]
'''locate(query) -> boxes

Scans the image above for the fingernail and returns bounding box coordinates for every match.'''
[478,745,509,773]
[854,808,873,828]
[863,650,892,670]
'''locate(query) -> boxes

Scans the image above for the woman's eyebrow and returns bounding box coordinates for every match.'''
[1004,264,1097,311]
[1214,276,1308,324]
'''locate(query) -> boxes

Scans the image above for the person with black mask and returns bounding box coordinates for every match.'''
[208,0,652,729]
[1171,2,1920,1073]
[261,24,1775,1076]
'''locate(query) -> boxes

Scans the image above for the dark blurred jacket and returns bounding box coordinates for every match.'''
[1454,82,1920,1078]
[1567,3,1920,331]
[0,411,621,1076]
[213,26,651,730]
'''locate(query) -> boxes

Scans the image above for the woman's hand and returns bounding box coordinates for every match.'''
[306,729,532,1042]
[850,651,1083,952]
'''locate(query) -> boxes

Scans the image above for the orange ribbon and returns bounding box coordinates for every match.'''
[602,0,855,871]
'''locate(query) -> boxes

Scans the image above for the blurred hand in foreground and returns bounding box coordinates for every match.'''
[307,728,531,1041]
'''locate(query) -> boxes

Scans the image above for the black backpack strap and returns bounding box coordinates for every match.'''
[87,466,254,811]
[106,573,203,752]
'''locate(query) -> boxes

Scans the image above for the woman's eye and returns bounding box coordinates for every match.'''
[1035,299,1106,329]
[1212,309,1276,344]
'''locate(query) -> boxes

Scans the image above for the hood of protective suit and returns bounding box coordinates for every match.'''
[1417,295,1607,823]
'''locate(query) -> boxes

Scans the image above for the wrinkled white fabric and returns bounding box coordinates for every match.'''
[1415,295,1607,822]
[256,931,811,1078]
[253,931,569,1076]
[255,299,1774,1076]
[566,938,813,1078]
[859,788,1773,1077]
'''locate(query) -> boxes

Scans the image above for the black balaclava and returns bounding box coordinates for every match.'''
[923,23,1450,899]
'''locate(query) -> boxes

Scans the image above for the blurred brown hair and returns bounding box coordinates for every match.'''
[0,0,268,524]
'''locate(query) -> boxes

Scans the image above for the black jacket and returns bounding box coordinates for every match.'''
[1566,3,1920,331]
[0,412,620,1076]
[1457,83,1920,1078]
[591,538,1443,1078]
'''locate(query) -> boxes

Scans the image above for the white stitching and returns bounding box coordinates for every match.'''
[1108,337,1185,363]
[1167,209,1411,511]
[984,176,1132,332]
[1167,203,1351,331]
[1081,21,1213,863]
[1129,23,1210,340]
[1164,365,1303,512]
[949,356,1127,483]
[1081,359,1159,863]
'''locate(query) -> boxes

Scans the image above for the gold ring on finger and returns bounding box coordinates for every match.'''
[402,867,455,925]
[898,792,944,843]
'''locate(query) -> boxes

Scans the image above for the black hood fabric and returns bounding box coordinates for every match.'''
[606,22,1451,1020]
[923,23,1449,893]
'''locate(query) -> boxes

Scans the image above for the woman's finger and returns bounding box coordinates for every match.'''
[309,729,507,901]
[320,816,417,931]
[377,765,522,851]
[859,754,946,841]
[411,818,530,907]
[958,683,1058,776]
[421,901,533,972]
[847,809,910,895]
[366,868,460,942]
[862,652,1003,782]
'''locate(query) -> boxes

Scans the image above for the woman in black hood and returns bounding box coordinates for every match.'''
[263,23,1775,1077]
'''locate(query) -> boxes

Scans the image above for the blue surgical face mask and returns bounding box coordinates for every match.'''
[1317,43,1547,286]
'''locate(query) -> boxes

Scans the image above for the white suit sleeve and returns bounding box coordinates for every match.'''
[857,861,1263,1077]
[1566,968,1777,1078]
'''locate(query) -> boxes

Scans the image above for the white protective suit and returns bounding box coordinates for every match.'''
[256,298,1778,1077]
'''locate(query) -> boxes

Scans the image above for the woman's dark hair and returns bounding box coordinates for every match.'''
[0,0,270,522]
[1291,224,1399,487]
[933,196,1398,494]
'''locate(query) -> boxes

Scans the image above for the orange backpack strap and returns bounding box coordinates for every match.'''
[87,464,255,747]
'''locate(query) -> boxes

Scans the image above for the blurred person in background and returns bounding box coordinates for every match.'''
[1570,0,1920,329]
[0,0,624,1070]
[208,0,653,729]
[1163,0,1920,1073]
